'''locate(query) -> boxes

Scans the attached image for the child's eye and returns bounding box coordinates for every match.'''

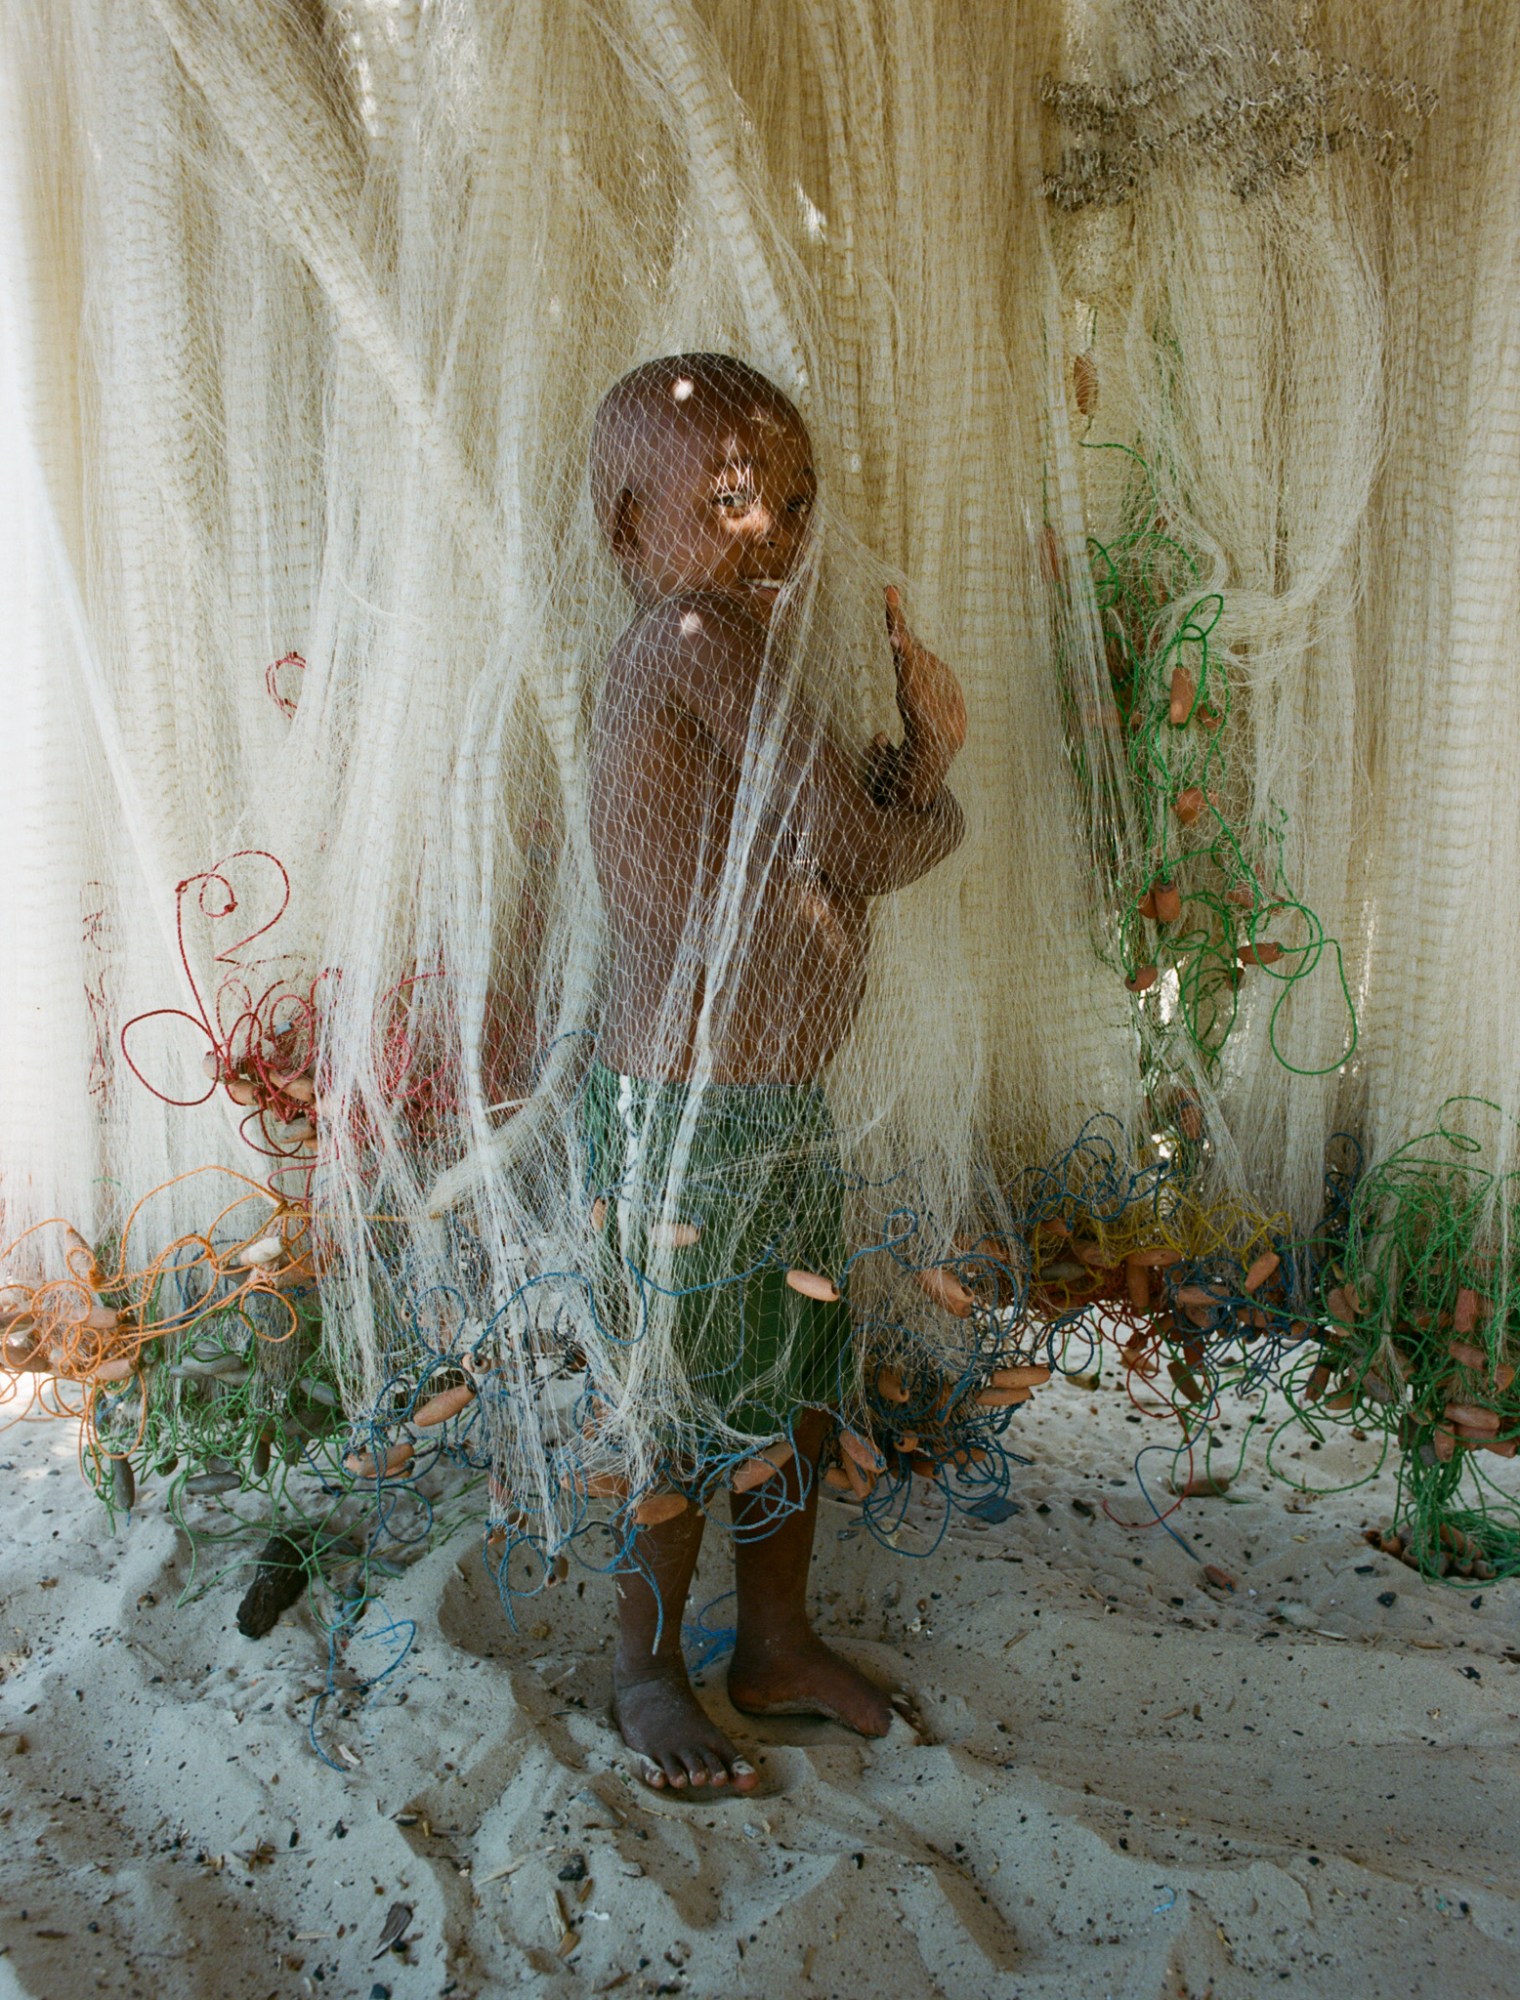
[714,489,755,511]
[786,494,812,515]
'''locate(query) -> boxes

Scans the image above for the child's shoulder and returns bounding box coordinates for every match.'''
[606,594,766,695]
[628,592,764,653]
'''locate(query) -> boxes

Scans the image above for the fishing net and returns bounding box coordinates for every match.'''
[2,0,1517,1612]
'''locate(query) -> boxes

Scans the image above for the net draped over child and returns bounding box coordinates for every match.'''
[580,353,962,1432]
[570,354,967,1790]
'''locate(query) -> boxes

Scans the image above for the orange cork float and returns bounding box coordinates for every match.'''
[731,1441,795,1492]
[991,1365,1050,1389]
[876,1366,909,1405]
[237,1234,286,1269]
[1173,1284,1214,1325]
[586,1471,630,1500]
[838,1450,877,1499]
[61,1226,102,1286]
[1167,1359,1207,1404]
[1125,1256,1151,1313]
[412,1381,476,1427]
[1173,1093,1204,1140]
[1242,1251,1280,1293]
[1168,667,1195,725]
[648,1219,701,1249]
[66,1303,123,1334]
[1444,1402,1500,1432]
[1119,1335,1155,1379]
[1453,1288,1486,1336]
[1126,965,1158,993]
[915,1265,975,1317]
[786,1268,840,1303]
[840,1430,885,1473]
[251,1255,315,1293]
[344,1439,414,1480]
[1151,880,1182,924]
[1326,1284,1362,1325]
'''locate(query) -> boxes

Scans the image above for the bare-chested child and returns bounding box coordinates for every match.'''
[586,353,967,1799]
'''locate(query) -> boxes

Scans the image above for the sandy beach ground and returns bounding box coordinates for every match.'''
[3,1372,1519,2000]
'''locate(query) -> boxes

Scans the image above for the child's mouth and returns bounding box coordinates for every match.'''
[744,579,785,611]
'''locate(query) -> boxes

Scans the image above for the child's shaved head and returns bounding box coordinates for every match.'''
[590,354,807,538]
[589,353,815,614]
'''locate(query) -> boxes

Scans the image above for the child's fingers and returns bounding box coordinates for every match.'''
[884,584,909,651]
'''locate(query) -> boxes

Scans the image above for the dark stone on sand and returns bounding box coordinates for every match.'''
[235,1530,312,1638]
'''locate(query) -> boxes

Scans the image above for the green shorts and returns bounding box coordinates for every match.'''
[579,1060,854,1434]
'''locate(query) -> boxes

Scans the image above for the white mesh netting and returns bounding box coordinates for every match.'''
[3,0,1517,1578]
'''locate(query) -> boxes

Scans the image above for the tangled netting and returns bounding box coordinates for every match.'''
[1067,444,1357,1077]
[10,824,1520,1649]
[5,0,1520,1732]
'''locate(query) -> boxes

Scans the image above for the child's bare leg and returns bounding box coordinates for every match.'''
[727,1410,894,1736]
[612,1504,758,1793]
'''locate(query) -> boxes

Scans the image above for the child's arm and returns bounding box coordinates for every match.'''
[651,593,965,897]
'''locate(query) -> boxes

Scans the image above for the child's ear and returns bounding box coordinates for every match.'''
[609,487,641,558]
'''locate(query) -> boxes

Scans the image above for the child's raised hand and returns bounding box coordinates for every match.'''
[886,587,966,758]
[884,587,966,804]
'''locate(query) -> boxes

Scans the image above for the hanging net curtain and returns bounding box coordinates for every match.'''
[2,0,1517,1584]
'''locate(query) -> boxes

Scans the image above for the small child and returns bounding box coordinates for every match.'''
[585,352,967,1798]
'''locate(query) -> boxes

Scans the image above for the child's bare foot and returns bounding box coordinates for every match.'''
[612,1663,760,1796]
[727,1634,895,1736]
